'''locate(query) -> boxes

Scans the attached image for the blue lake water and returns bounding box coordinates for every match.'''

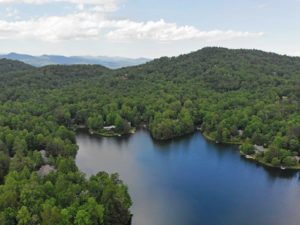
[76,130,300,225]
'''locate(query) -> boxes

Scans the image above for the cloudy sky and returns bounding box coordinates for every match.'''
[0,0,299,58]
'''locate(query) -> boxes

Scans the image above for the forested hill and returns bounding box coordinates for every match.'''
[0,47,299,224]
[121,47,300,92]
[0,58,34,74]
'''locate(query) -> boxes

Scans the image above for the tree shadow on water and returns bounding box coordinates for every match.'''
[151,132,195,152]
[240,156,300,180]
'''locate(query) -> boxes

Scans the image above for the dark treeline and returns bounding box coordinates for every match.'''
[0,47,299,224]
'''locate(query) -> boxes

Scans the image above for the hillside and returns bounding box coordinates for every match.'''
[0,58,34,74]
[0,47,299,224]
[0,53,150,69]
[123,47,300,92]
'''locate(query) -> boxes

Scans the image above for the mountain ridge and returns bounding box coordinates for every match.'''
[0,52,150,69]
[1,47,300,72]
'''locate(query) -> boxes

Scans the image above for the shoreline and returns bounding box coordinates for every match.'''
[202,132,300,171]
[75,124,300,171]
[239,152,300,171]
[75,125,136,137]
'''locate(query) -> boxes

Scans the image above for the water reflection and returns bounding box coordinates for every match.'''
[76,130,300,225]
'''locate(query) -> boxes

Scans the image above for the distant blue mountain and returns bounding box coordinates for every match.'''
[0,53,151,69]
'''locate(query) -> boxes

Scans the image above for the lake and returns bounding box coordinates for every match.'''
[76,130,300,225]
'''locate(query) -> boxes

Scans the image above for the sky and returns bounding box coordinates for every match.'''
[0,0,299,58]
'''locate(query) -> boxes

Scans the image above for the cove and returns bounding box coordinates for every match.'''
[76,130,300,225]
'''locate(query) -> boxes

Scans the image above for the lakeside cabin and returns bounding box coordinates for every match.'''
[38,165,56,177]
[254,144,266,153]
[238,129,244,136]
[103,125,116,131]
[294,156,300,163]
[40,150,49,163]
[37,150,56,177]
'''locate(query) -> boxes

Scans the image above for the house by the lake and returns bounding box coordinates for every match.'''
[103,125,116,131]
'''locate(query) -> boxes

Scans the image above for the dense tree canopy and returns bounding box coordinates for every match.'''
[0,62,132,225]
[0,47,299,224]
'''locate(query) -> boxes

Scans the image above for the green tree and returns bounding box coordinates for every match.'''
[282,156,297,167]
[41,205,62,225]
[17,206,31,225]
[240,142,255,155]
[87,115,104,131]
[0,152,10,182]
[75,210,91,225]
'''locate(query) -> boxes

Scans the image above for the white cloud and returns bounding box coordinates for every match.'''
[0,12,263,43]
[0,12,105,41]
[0,0,264,43]
[106,19,263,42]
[0,0,121,12]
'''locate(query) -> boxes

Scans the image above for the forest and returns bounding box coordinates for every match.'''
[0,47,299,224]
